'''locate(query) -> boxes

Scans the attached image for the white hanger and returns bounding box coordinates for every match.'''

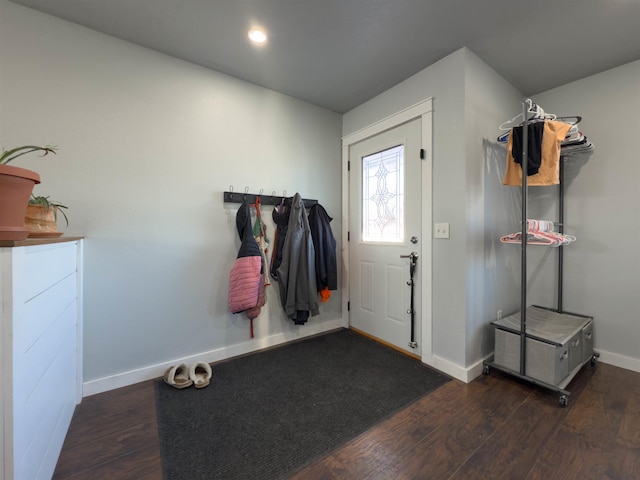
[532,102,558,121]
[499,113,524,131]
[499,99,534,130]
[499,100,555,131]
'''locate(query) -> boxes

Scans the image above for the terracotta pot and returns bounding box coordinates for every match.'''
[25,204,62,237]
[0,164,41,240]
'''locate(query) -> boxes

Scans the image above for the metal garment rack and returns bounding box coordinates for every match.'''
[483,100,597,406]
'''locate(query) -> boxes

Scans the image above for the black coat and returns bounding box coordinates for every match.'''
[270,198,291,280]
[308,203,337,291]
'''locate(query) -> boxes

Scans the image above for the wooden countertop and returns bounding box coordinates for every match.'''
[0,236,84,248]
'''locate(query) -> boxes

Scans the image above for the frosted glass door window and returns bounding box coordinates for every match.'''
[361,145,404,242]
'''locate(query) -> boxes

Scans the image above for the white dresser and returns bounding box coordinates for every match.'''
[1,238,83,480]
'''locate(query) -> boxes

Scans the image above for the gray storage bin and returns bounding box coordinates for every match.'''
[492,306,593,387]
[494,328,569,386]
[581,321,594,363]
[567,330,583,372]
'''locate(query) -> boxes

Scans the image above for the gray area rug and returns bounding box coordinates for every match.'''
[155,328,450,479]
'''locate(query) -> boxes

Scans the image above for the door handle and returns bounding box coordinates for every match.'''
[400,252,418,277]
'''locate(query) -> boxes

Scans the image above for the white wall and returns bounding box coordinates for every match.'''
[343,48,523,378]
[345,47,640,378]
[464,54,640,374]
[464,51,523,367]
[344,50,468,372]
[4,1,637,394]
[532,60,640,372]
[0,1,344,393]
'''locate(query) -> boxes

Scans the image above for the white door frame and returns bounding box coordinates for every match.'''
[341,98,433,364]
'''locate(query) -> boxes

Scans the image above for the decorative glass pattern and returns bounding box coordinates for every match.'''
[361,145,404,242]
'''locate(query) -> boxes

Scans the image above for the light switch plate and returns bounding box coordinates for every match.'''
[434,222,450,239]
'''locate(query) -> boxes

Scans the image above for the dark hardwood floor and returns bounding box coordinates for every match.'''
[53,360,640,480]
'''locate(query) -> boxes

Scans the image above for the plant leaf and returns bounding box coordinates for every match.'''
[0,145,57,164]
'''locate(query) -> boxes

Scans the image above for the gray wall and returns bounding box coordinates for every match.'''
[345,47,640,376]
[464,51,523,366]
[343,48,523,376]
[344,49,468,370]
[3,0,637,391]
[0,1,344,393]
[532,60,640,370]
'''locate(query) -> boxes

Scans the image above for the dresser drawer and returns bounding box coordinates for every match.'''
[13,242,78,303]
[1,238,83,480]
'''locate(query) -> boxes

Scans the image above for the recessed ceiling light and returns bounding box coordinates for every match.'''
[248,27,268,45]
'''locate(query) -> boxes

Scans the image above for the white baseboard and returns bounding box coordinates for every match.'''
[424,355,507,384]
[465,356,491,382]
[595,349,640,373]
[84,322,637,398]
[409,347,640,386]
[462,349,640,387]
[423,354,474,383]
[82,317,346,397]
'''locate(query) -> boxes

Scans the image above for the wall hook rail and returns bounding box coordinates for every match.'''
[223,190,318,208]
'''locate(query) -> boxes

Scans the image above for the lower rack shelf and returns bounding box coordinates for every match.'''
[483,351,599,407]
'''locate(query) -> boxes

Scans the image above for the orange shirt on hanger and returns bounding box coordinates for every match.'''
[502,120,572,186]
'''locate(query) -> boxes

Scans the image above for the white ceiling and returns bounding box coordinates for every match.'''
[10,0,640,113]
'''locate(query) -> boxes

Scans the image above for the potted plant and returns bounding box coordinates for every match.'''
[0,145,56,240]
[25,195,69,237]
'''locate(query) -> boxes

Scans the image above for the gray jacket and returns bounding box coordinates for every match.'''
[275,193,319,324]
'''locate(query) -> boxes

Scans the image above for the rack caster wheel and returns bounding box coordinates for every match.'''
[559,394,569,407]
[483,365,490,375]
[590,354,598,366]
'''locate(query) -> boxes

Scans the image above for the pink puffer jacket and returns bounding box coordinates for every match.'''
[228,256,262,313]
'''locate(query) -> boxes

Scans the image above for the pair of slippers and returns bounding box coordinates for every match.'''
[163,362,212,389]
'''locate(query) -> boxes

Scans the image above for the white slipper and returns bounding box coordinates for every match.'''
[163,363,193,389]
[189,361,212,389]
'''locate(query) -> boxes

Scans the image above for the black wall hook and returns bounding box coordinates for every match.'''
[223,191,318,208]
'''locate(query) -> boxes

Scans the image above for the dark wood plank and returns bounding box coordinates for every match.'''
[52,362,640,480]
[55,443,162,480]
[375,374,534,480]
[291,379,474,479]
[527,364,640,480]
[526,429,640,480]
[53,380,161,479]
[53,420,160,478]
[61,381,157,449]
[448,363,595,480]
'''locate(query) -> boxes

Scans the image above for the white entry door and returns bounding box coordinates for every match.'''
[349,118,422,356]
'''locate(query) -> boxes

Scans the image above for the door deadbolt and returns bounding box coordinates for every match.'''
[410,236,418,244]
